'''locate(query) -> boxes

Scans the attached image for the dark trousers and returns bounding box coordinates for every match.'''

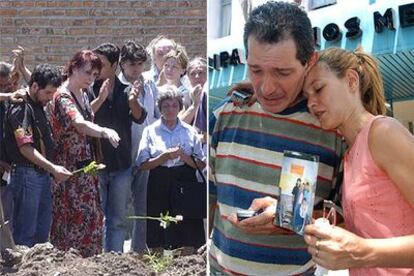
[146,165,205,249]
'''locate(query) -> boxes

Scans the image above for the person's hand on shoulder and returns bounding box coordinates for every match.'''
[9,88,27,103]
[227,81,257,107]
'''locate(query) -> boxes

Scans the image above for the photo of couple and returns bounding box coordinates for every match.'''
[275,151,318,236]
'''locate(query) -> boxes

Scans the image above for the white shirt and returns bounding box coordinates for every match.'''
[118,71,160,160]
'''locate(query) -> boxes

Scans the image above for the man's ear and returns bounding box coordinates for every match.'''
[346,69,359,93]
[30,82,39,93]
[305,52,319,74]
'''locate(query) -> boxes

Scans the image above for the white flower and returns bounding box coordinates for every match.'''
[175,215,183,221]
[160,221,167,229]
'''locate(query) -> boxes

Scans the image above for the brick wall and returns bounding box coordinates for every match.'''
[0,0,206,70]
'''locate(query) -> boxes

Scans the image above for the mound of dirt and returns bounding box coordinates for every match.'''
[0,243,206,276]
[163,245,206,275]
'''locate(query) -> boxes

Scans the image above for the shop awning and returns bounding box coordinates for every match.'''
[377,50,414,102]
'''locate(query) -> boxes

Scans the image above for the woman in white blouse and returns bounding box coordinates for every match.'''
[136,86,206,252]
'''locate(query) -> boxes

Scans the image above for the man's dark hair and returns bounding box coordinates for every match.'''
[243,1,314,65]
[120,40,147,65]
[93,42,120,65]
[28,64,62,89]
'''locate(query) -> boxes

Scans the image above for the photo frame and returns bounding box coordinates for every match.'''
[274,151,319,235]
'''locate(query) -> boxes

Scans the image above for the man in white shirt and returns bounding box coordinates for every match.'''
[118,40,159,252]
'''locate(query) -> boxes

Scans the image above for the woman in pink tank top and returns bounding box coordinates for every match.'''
[302,47,414,275]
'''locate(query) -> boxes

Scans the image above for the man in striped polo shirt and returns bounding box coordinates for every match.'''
[209,2,344,275]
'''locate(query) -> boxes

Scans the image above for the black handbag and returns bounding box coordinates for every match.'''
[170,156,206,219]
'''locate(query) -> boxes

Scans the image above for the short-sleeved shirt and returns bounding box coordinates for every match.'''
[4,91,55,165]
[88,77,147,172]
[136,119,205,168]
[209,99,343,275]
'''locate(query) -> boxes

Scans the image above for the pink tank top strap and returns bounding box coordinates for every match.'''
[355,115,386,148]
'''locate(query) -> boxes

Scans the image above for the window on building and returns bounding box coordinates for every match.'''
[220,0,232,37]
[308,0,336,10]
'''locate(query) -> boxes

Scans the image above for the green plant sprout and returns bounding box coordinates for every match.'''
[143,248,173,273]
[128,212,183,229]
[72,161,106,177]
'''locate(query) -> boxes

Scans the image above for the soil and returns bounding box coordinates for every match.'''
[0,243,207,276]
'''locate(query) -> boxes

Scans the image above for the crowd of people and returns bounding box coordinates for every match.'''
[0,35,207,257]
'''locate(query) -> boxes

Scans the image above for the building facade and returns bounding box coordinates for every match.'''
[208,0,414,130]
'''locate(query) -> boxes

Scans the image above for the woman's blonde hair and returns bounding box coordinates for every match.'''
[318,47,386,115]
[163,44,189,71]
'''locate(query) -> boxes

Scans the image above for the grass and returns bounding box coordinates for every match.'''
[142,249,173,274]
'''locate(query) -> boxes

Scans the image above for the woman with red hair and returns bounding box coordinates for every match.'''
[48,50,120,257]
